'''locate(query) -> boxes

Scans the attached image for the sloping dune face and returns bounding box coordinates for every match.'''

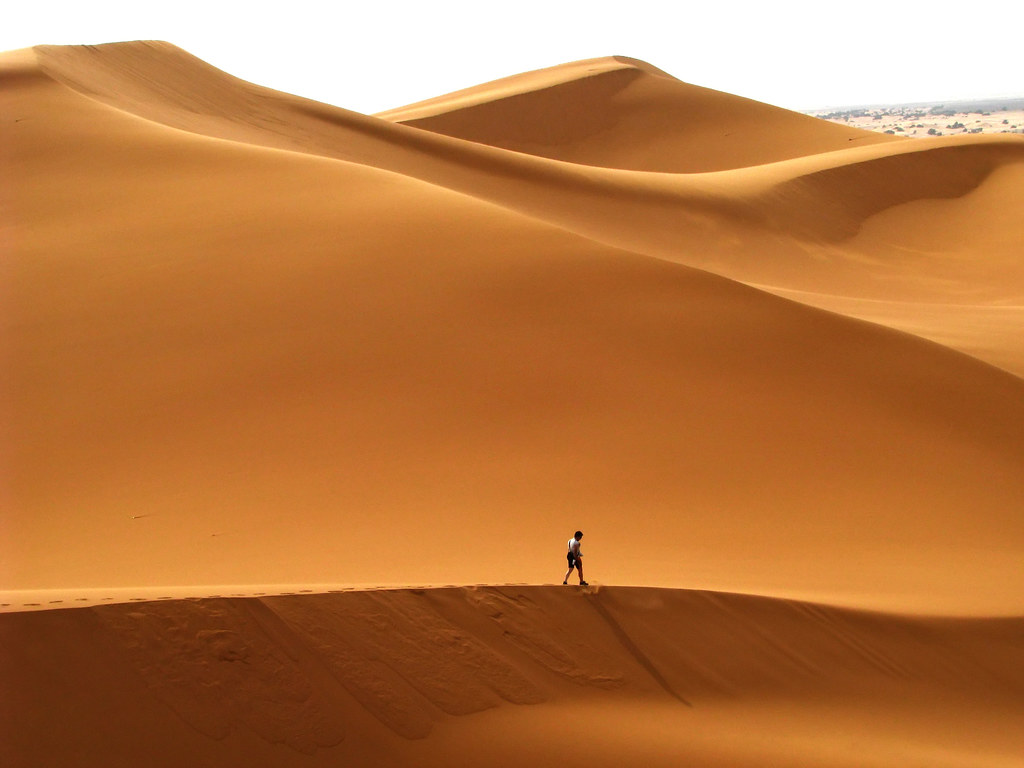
[4,42,1024,614]
[32,43,1024,360]
[4,588,1024,767]
[377,52,1024,375]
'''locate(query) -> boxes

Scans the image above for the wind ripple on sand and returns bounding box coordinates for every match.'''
[94,598,345,752]
[263,590,545,738]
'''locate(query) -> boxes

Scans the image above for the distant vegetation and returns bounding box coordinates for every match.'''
[806,96,1024,137]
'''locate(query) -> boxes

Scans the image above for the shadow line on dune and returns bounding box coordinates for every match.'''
[584,591,693,707]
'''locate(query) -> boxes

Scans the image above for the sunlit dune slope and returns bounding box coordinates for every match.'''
[741,144,1024,378]
[4,45,1024,612]
[376,55,898,171]
[3,587,1023,767]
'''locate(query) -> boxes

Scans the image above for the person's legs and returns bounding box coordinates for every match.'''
[563,566,573,584]
[575,560,585,584]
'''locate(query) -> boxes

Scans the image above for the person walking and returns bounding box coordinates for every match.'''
[563,530,588,585]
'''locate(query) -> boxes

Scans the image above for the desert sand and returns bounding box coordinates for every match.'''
[2,42,1023,766]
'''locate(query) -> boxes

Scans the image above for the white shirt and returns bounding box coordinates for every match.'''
[568,538,581,558]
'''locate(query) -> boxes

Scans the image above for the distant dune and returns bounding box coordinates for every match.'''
[2,41,1023,767]
[377,55,898,172]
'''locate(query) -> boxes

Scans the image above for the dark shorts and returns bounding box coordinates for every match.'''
[567,552,579,568]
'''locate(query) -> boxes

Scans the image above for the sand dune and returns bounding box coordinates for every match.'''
[377,55,898,172]
[4,587,1023,767]
[31,44,1024,288]
[3,41,1024,767]
[6,43,1024,609]
[27,43,1024,367]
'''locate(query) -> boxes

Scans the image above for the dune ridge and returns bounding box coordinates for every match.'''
[3,587,1023,767]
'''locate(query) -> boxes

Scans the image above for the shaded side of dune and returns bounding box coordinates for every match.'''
[2,587,1022,767]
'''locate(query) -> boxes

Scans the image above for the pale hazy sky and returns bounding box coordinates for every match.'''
[4,1,1020,113]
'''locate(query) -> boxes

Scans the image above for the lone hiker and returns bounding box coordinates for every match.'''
[563,530,588,585]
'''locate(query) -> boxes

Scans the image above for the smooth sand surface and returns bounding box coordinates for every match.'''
[2,41,1023,766]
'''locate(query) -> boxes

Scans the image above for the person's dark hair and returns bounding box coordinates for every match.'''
[574,530,583,539]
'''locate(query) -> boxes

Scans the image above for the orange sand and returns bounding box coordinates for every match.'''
[2,42,1023,766]
[3,587,1023,766]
